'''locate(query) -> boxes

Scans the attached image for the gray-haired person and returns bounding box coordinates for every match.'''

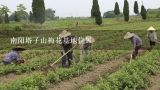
[147,26,157,50]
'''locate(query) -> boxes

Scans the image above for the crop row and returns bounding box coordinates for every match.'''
[81,50,160,90]
[0,51,60,75]
[0,50,126,90]
[0,50,55,62]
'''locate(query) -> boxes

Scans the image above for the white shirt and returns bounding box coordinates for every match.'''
[147,32,157,42]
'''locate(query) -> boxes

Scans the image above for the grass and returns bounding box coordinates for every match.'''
[0,17,160,30]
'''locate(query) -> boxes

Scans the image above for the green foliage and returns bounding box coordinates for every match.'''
[0,15,3,24]
[17,4,26,12]
[123,0,129,22]
[4,12,9,24]
[141,5,147,20]
[147,9,160,18]
[95,15,102,25]
[114,2,120,16]
[134,1,139,15]
[32,0,46,24]
[0,5,10,24]
[14,11,20,22]
[7,73,48,90]
[45,8,55,20]
[0,50,124,90]
[0,5,10,15]
[0,51,59,75]
[91,0,102,25]
[16,4,28,20]
[81,51,160,90]
[14,26,22,31]
[103,11,116,18]
[29,11,33,22]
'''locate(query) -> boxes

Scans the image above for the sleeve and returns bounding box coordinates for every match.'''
[15,53,20,61]
[133,38,137,51]
[154,32,157,41]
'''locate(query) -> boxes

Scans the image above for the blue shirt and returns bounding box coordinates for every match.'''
[131,35,142,49]
[3,51,20,63]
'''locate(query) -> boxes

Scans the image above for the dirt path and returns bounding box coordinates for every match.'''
[148,74,160,90]
[47,50,146,90]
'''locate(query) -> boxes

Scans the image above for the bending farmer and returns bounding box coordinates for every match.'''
[124,32,142,59]
[3,46,26,65]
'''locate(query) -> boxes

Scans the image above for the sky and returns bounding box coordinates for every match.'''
[0,0,160,17]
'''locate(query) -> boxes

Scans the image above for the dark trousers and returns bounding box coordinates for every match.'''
[61,50,73,67]
[2,61,11,65]
[150,41,156,47]
[147,41,156,51]
[132,46,141,59]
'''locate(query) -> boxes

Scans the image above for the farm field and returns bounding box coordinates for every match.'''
[0,18,160,30]
[0,18,160,90]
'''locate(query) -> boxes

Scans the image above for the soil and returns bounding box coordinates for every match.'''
[148,74,160,90]
[0,71,42,84]
[0,50,146,89]
[47,50,146,90]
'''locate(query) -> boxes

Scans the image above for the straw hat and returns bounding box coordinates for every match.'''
[147,26,156,31]
[59,30,71,38]
[85,36,95,43]
[124,32,135,39]
[12,46,26,51]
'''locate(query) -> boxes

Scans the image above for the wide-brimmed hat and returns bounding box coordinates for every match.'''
[85,36,95,43]
[12,46,26,51]
[147,26,156,31]
[124,32,135,39]
[59,30,71,38]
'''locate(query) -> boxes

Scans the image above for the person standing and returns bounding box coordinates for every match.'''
[80,36,95,54]
[147,26,157,50]
[3,46,26,65]
[124,32,142,59]
[59,30,73,67]
[80,36,95,61]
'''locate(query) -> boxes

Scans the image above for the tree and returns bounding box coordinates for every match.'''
[0,5,10,15]
[16,4,28,20]
[123,0,129,22]
[14,11,20,22]
[4,12,9,24]
[91,0,102,25]
[0,16,2,24]
[29,11,33,22]
[114,2,120,16]
[45,8,55,20]
[17,4,26,12]
[134,1,139,15]
[141,5,147,20]
[0,5,10,23]
[103,11,116,18]
[95,16,102,25]
[32,0,46,24]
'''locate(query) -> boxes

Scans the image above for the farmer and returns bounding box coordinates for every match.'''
[147,26,157,50]
[80,36,95,55]
[124,32,142,59]
[59,30,74,67]
[3,46,26,65]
